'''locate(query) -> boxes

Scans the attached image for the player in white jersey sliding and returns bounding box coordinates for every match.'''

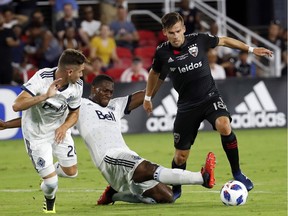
[1,74,216,205]
[11,49,87,213]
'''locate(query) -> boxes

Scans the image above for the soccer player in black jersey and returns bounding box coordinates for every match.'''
[143,12,273,201]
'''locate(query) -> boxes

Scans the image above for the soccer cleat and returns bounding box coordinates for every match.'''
[97,185,117,205]
[172,185,182,201]
[43,196,56,213]
[201,152,216,189]
[233,171,254,191]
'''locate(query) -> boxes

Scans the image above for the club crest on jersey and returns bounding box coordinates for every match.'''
[188,44,198,57]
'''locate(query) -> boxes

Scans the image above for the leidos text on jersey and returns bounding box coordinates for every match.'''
[177,61,202,73]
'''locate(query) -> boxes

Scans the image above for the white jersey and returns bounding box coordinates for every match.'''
[21,67,83,141]
[76,97,131,167]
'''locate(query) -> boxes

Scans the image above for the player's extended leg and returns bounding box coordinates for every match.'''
[97,184,169,204]
[39,167,58,213]
[97,153,216,205]
[134,157,215,198]
[215,116,254,191]
[171,108,202,201]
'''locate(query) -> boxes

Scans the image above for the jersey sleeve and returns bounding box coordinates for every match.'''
[68,80,83,110]
[110,96,130,118]
[151,47,163,73]
[199,33,219,50]
[21,70,43,96]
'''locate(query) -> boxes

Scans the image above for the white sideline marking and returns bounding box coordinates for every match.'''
[0,189,276,194]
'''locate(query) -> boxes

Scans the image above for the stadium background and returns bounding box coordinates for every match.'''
[0,0,287,140]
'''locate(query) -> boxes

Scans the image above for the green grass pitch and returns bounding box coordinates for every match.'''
[0,128,287,216]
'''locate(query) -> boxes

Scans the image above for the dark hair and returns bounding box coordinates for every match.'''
[161,12,184,29]
[91,74,114,86]
[58,49,87,68]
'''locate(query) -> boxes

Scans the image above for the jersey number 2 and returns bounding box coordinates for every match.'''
[67,145,76,157]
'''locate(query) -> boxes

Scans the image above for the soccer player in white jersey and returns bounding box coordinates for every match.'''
[12,49,87,213]
[76,74,216,204]
[1,74,216,205]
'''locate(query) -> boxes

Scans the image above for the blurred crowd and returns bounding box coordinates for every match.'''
[0,0,286,86]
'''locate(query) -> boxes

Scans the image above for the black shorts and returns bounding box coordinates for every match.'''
[173,96,231,150]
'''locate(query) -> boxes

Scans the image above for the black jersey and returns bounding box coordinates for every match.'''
[152,33,221,111]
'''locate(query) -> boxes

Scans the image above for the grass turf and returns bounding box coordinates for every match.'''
[0,128,287,215]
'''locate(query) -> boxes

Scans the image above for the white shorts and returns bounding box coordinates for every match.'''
[100,148,159,195]
[23,131,77,176]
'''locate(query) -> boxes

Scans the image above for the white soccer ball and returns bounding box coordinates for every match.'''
[220,180,248,206]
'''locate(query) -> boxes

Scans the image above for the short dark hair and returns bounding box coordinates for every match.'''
[161,12,184,29]
[91,74,114,86]
[58,49,87,68]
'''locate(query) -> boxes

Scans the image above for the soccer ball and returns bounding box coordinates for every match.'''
[220,180,248,206]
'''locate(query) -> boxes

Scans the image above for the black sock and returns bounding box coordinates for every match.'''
[171,159,186,189]
[221,131,240,174]
[171,159,186,170]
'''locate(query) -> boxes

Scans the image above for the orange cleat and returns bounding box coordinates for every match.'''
[97,185,116,205]
[201,152,216,189]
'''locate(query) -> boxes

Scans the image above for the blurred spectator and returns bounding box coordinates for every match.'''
[221,55,237,77]
[281,51,287,77]
[100,0,124,25]
[80,6,101,39]
[178,0,204,34]
[12,50,38,84]
[207,49,226,80]
[264,20,284,51]
[60,26,82,50]
[11,24,25,65]
[120,57,149,82]
[260,20,284,68]
[280,28,287,53]
[29,9,48,29]
[0,13,20,84]
[235,51,255,78]
[0,0,13,12]
[2,6,28,29]
[109,5,139,51]
[55,3,89,47]
[14,0,37,17]
[49,0,79,21]
[25,21,62,68]
[90,24,120,69]
[209,20,233,62]
[84,57,105,83]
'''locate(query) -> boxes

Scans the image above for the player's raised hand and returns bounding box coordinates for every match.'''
[253,47,273,57]
[46,78,62,98]
[143,100,153,116]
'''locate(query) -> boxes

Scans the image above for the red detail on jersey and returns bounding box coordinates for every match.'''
[173,50,181,55]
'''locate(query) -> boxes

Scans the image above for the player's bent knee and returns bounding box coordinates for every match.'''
[215,118,231,135]
[59,164,78,178]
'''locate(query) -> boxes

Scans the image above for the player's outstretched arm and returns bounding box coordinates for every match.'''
[218,36,273,57]
[142,69,161,115]
[13,78,63,112]
[129,78,163,112]
[0,117,21,130]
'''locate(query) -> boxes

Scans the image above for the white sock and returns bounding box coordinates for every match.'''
[40,175,58,199]
[54,162,78,178]
[112,192,156,204]
[153,166,204,185]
